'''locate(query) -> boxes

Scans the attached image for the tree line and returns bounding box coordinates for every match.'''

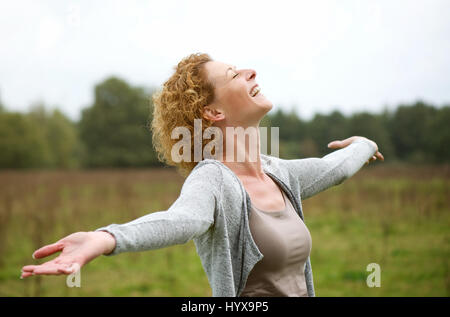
[0,76,449,169]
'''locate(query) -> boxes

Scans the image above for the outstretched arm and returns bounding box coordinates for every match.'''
[95,163,220,255]
[282,136,384,200]
[21,163,221,277]
[21,231,116,278]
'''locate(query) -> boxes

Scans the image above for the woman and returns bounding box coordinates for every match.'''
[20,53,384,297]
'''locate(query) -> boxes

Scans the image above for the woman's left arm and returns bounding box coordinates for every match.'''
[282,136,384,200]
[327,136,384,165]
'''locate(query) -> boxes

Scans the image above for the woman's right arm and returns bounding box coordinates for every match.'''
[21,163,222,277]
[95,163,221,255]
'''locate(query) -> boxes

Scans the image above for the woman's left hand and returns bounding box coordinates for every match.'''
[327,136,384,165]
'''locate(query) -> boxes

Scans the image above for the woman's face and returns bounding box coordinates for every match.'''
[203,60,273,127]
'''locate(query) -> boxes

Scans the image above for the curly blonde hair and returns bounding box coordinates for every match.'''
[151,53,216,177]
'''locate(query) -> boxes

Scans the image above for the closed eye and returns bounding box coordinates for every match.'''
[232,72,239,79]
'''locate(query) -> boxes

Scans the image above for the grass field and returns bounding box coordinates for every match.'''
[0,164,449,296]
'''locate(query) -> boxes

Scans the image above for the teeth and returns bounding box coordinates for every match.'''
[250,86,261,97]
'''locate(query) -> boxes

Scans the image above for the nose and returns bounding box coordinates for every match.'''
[245,69,256,81]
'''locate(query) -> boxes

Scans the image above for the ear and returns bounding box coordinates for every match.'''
[203,105,225,122]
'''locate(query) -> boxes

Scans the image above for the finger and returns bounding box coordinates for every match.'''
[339,136,359,147]
[20,271,33,279]
[328,140,349,149]
[376,151,384,161]
[32,264,67,276]
[21,265,41,272]
[22,261,62,275]
[33,242,64,259]
[327,141,341,148]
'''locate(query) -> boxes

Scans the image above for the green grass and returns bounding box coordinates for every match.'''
[0,165,448,296]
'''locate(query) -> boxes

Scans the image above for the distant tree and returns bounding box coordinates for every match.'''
[2,85,448,168]
[428,105,450,162]
[389,100,438,163]
[27,103,83,168]
[265,108,309,158]
[47,109,83,168]
[303,113,329,156]
[347,111,396,161]
[269,108,306,141]
[79,77,159,167]
[0,112,51,168]
[327,110,350,140]
[305,110,349,156]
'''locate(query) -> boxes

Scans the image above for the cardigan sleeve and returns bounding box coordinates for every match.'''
[94,163,222,255]
[282,138,377,200]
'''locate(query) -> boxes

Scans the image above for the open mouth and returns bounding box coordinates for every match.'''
[249,85,261,97]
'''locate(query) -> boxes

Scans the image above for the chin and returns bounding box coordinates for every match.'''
[261,100,273,112]
[256,103,272,119]
[259,94,273,108]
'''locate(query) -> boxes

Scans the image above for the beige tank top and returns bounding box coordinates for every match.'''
[240,189,312,297]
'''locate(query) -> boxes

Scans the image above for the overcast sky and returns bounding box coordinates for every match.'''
[1,0,449,121]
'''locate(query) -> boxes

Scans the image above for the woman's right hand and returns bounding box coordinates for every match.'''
[20,231,116,278]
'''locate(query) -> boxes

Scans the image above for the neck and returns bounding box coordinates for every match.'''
[219,124,265,181]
